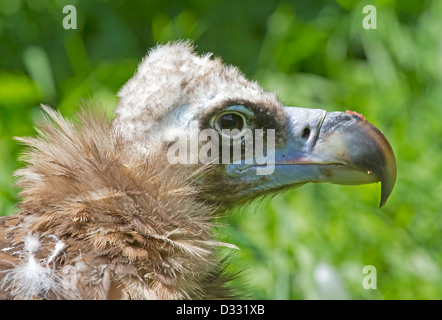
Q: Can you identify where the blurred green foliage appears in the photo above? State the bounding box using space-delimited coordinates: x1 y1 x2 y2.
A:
0 0 440 299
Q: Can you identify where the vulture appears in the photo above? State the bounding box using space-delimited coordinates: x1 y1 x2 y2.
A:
0 41 396 300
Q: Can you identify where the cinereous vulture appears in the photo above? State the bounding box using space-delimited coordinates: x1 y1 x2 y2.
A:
0 42 396 299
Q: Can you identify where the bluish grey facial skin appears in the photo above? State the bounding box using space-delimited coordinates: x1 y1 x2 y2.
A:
226 106 397 207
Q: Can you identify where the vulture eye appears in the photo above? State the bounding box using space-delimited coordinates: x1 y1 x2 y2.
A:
214 112 247 136
218 113 244 130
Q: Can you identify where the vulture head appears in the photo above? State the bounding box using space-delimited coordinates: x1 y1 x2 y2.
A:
0 41 396 300
114 41 395 207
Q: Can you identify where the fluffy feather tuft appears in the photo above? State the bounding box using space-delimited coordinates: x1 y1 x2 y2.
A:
0 255 61 299
23 234 41 254
0 233 66 299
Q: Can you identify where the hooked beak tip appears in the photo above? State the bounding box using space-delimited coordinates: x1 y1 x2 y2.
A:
282 108 397 207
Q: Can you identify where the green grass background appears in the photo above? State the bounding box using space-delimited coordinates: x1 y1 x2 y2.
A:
0 0 440 299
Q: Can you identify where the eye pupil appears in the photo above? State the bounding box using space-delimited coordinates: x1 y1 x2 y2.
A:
218 113 244 131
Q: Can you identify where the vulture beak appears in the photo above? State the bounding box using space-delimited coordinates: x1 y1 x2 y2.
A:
271 107 397 207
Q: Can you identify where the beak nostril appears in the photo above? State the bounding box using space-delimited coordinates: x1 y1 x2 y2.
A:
301 127 311 140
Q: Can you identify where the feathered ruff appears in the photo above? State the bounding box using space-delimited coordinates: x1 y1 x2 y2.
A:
0 105 237 299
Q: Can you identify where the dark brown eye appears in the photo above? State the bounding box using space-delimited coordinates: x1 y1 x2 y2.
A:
217 113 244 131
